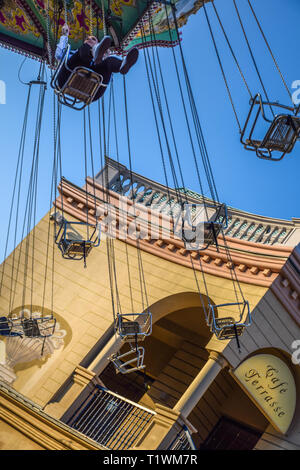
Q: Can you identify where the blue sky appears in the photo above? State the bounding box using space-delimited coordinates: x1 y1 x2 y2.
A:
0 0 299 258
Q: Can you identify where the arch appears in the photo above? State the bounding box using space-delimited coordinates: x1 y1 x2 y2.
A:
148 290 213 327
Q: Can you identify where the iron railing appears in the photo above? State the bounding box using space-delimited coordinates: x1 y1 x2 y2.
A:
66 385 156 450
168 425 197 450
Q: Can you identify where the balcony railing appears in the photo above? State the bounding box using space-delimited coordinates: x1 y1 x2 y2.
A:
66 385 156 450
168 425 197 450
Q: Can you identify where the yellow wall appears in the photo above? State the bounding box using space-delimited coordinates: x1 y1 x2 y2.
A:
0 213 267 408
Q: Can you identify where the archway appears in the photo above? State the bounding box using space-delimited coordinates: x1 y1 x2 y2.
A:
98 291 214 411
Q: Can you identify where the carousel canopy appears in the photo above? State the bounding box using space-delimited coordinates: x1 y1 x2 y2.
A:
0 0 207 61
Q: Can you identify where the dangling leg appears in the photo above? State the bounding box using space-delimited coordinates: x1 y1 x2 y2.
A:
93 56 123 81
91 49 139 102
91 56 123 101
119 47 139 75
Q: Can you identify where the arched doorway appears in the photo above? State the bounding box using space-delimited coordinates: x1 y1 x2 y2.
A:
98 292 212 403
97 293 284 449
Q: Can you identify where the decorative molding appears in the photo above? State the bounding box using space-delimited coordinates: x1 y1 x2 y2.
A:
53 178 293 288
271 248 300 326
0 310 66 385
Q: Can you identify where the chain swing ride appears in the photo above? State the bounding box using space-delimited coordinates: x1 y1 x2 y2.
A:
0 0 297 370
203 0 300 161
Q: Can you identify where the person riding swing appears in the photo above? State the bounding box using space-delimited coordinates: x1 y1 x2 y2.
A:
54 24 139 103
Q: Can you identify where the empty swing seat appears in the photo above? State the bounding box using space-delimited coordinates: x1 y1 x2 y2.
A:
241 93 300 161
116 312 152 343
21 315 56 338
207 301 251 341
110 347 146 375
258 115 300 153
54 219 101 264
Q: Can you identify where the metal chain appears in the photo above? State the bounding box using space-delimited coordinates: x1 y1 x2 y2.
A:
46 0 53 66
212 0 253 100
63 0 68 26
247 0 292 102
101 0 107 36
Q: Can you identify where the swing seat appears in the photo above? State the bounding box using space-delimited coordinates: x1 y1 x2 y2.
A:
214 317 246 340
257 115 300 155
110 347 145 375
22 318 40 337
188 203 227 251
54 218 101 264
241 94 300 161
58 67 104 110
21 315 56 338
203 202 227 248
50 45 106 111
207 301 251 341
116 312 152 342
0 317 22 337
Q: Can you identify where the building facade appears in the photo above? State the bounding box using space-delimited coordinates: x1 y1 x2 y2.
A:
0 158 300 451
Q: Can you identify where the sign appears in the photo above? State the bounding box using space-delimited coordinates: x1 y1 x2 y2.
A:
233 354 296 434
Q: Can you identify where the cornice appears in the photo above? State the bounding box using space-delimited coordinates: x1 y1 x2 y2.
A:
54 178 293 288
271 248 300 326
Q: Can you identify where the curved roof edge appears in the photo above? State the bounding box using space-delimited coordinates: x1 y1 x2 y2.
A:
95 157 300 248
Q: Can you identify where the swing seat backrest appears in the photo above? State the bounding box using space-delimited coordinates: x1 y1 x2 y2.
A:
120 320 141 336
22 318 40 337
203 204 227 247
262 115 300 153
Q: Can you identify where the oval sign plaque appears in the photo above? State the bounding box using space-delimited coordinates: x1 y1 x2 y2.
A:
233 354 296 434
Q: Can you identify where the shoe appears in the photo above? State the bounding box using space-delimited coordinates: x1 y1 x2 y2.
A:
93 35 112 65
119 47 139 75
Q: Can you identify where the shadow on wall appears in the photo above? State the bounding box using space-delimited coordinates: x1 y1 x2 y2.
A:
5 304 72 373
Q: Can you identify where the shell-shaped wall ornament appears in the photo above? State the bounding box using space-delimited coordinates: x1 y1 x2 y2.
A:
0 310 66 382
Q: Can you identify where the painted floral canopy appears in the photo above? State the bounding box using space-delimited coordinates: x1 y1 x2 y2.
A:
0 0 204 61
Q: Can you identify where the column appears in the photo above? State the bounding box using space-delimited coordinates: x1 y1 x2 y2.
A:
173 351 228 418
88 335 123 375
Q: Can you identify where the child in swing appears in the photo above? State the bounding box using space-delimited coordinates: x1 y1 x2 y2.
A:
55 24 139 101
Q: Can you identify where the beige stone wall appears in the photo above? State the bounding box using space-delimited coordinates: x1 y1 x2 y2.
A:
0 212 268 410
223 289 300 450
